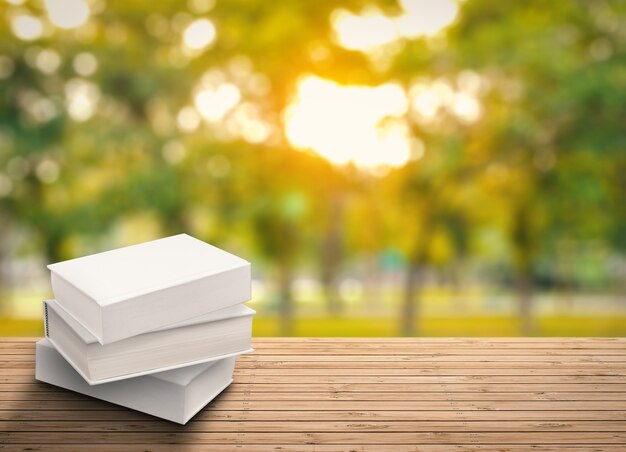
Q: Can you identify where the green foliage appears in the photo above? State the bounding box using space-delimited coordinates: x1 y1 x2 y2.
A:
0 0 624 335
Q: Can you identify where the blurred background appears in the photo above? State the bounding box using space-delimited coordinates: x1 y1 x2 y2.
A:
1 0 625 337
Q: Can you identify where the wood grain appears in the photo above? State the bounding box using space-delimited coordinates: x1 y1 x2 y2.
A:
1 337 625 451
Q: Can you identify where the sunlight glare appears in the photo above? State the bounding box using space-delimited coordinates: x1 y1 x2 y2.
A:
35 49 61 74
162 140 187 165
332 9 398 52
176 106 201 132
409 77 483 124
45 0 90 29
411 84 441 119
183 18 216 51
65 78 100 121
284 76 412 169
11 15 44 41
36 159 60 184
396 0 458 39
73 52 98 76
332 0 459 53
451 92 482 123
194 83 240 122
229 103 271 144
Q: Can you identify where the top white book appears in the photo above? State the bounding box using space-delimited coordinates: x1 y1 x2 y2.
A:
47 233 251 345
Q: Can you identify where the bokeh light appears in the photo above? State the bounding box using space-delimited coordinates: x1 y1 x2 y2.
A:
397 0 458 38
332 0 459 53
11 14 44 41
285 76 413 169
73 52 98 76
332 10 398 52
1 0 625 339
194 83 240 123
183 18 216 51
44 0 90 29
65 78 100 121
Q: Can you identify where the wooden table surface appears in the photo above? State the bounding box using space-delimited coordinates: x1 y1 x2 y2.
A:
1 337 626 451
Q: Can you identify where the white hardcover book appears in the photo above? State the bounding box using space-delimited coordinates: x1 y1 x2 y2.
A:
44 299 254 385
36 339 235 424
47 233 251 344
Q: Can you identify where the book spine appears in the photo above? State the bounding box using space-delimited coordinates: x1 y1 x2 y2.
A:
43 301 49 337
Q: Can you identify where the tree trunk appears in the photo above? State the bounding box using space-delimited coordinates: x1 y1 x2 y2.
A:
363 254 379 314
321 197 343 316
0 252 6 317
401 262 420 336
162 204 189 237
43 232 65 265
0 216 9 317
511 203 535 336
449 262 465 315
278 258 294 336
517 267 533 336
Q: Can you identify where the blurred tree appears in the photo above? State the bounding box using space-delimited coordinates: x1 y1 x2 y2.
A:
246 147 315 335
1 0 625 337
311 162 352 316
384 132 477 336
446 0 626 332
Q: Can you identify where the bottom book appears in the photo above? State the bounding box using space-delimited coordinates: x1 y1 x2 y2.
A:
35 339 235 424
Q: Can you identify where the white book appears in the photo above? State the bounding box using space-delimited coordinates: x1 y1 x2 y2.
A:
48 233 251 344
36 339 234 424
44 299 254 385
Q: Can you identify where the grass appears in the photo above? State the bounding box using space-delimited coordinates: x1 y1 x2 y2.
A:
252 316 626 337
0 318 44 337
4 316 625 337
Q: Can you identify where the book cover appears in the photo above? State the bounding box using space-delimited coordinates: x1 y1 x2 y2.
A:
35 339 236 424
48 234 251 344
44 299 254 384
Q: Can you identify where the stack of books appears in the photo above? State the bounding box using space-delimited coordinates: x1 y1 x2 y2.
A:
34 233 254 424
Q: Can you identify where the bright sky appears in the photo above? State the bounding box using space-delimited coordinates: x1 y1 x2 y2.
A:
284 73 483 170
284 0 464 170
333 0 459 52
6 0 477 172
284 76 413 169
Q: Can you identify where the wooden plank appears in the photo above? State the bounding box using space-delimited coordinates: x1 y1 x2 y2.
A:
236 355 626 362
5 389 626 402
245 350 626 356
3 446 626 452
4 354 626 363
4 399 626 411
4 367 626 377
4 347 626 355
1 337 626 449
3 431 626 444
3 409 626 422
227 375 626 384
4 373 626 384
6 345 626 353
232 368 626 376
4 374 626 387
6 361 626 370
3 419 626 433
3 382 626 393
233 360 626 368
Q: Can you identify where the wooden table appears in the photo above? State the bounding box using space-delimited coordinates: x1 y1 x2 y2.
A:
2 337 626 451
